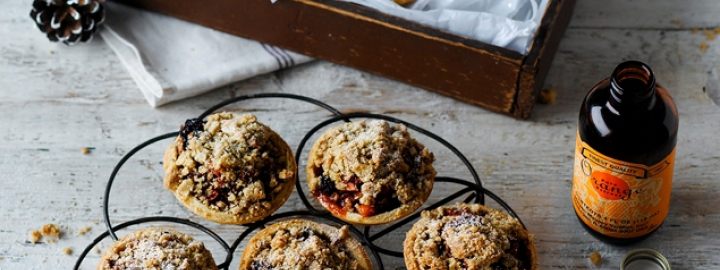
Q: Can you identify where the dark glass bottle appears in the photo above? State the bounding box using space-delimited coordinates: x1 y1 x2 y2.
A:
571 61 679 245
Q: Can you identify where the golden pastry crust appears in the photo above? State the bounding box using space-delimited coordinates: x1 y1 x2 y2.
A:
97 228 217 270
240 219 372 270
163 113 297 224
404 204 537 270
306 120 435 225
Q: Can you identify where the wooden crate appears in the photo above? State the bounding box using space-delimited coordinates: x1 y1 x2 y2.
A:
118 0 576 118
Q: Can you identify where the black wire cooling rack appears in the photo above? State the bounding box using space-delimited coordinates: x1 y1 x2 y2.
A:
74 93 525 270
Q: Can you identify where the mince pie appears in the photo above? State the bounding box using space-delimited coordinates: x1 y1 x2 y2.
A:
306 120 435 224
163 113 296 224
97 228 217 270
240 219 372 270
404 203 536 270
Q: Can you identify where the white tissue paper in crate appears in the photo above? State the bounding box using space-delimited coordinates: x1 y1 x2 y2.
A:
339 0 549 54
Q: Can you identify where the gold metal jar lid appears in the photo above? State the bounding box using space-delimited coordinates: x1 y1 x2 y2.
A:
621 249 671 270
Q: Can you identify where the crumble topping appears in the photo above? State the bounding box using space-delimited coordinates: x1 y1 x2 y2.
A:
173 113 293 216
99 228 217 270
309 120 435 217
246 220 366 269
408 204 532 270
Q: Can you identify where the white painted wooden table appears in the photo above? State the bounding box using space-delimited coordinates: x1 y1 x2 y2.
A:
1 0 719 269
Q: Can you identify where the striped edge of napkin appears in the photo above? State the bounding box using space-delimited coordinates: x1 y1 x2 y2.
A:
99 2 312 107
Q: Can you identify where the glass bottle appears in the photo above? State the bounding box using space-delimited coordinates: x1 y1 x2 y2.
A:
571 60 679 245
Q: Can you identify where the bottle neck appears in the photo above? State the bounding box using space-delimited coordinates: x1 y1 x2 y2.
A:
607 61 657 113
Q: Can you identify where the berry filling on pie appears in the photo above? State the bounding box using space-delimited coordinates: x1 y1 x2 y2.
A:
312 171 402 217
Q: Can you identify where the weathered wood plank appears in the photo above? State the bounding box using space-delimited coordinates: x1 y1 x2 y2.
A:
1 0 720 269
570 0 720 29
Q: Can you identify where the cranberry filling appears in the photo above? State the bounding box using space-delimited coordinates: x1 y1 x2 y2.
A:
508 237 532 270
373 187 401 214
250 261 272 270
318 175 337 195
179 118 205 148
313 169 400 217
192 154 279 209
443 208 465 216
403 149 425 184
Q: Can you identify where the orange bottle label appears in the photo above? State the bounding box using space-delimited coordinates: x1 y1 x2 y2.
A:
572 133 675 238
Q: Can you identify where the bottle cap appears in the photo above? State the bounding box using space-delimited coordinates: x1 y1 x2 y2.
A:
621 249 671 270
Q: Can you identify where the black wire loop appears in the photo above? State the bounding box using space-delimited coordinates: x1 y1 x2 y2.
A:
76 94 523 270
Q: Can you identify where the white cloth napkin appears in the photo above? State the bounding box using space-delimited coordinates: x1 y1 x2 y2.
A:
100 2 312 107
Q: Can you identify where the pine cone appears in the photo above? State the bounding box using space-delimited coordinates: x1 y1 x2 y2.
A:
30 0 105 45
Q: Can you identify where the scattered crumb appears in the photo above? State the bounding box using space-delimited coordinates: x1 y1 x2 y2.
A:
703 28 720 41
41 224 61 238
29 224 63 244
95 246 102 255
589 251 602 267
81 147 92 155
538 87 558 104
62 247 73 255
700 41 710 53
695 27 720 54
40 224 61 243
29 230 42 244
77 226 92 236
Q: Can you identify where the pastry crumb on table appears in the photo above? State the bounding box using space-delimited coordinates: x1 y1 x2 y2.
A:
62 247 73 255
393 0 415 5
76 226 92 236
29 224 63 244
589 251 602 266
80 147 93 155
537 88 558 105
40 224 61 240
28 230 42 244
